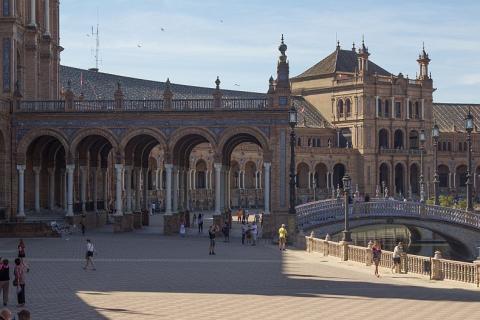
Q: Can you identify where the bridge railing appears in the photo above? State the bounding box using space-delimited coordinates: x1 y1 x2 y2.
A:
304 235 480 286
296 198 480 230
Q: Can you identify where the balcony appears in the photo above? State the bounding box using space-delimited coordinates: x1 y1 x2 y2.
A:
379 148 424 156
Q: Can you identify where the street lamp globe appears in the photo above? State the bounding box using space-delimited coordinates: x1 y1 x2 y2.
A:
465 111 474 132
289 105 298 128
419 129 426 144
432 123 440 138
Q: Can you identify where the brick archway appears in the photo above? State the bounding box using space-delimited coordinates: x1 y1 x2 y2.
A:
16 129 69 164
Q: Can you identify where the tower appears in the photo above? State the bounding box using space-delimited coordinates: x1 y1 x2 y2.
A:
0 0 61 101
356 38 369 74
271 34 290 108
417 43 430 80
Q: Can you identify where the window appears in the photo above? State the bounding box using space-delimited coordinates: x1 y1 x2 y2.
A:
337 99 344 117
297 137 302 146
408 101 413 118
316 138 321 147
395 102 401 118
345 99 351 117
414 102 420 119
377 99 382 117
307 138 312 147
384 100 390 118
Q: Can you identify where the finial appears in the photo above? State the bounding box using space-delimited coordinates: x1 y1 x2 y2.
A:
352 42 356 51
269 75 274 84
278 34 287 55
336 40 340 50
215 76 220 89
362 34 365 45
281 34 284 44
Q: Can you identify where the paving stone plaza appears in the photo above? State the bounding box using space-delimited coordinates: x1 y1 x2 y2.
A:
0 223 478 320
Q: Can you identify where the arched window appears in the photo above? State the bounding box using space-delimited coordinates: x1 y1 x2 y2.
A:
394 130 403 149
384 100 390 118
337 99 344 117
297 137 301 146
395 102 401 118
438 165 449 188
345 99 351 117
379 129 389 149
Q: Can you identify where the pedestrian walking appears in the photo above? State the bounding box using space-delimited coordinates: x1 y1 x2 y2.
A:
192 213 197 227
392 242 403 273
241 222 247 245
251 222 258 246
222 222 230 242
0 259 9 307
372 241 382 277
246 224 252 245
179 222 186 237
208 225 220 255
83 239 96 271
242 209 246 223
278 224 287 251
80 222 86 236
237 209 242 222
13 258 26 307
198 214 204 233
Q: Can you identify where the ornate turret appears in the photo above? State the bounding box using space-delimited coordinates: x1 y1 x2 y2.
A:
357 37 370 74
276 34 290 89
417 43 431 80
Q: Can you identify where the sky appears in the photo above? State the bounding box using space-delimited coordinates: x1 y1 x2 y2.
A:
60 0 480 103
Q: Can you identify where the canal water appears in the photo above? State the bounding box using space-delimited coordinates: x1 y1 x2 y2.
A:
330 224 471 261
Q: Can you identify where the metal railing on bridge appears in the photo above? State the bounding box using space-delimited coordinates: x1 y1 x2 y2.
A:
296 198 480 231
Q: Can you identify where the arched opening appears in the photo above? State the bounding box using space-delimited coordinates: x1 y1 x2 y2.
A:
296 162 309 189
195 160 207 189
333 163 346 189
221 131 266 211
25 135 67 215
337 99 344 117
394 129 404 149
339 128 352 148
378 129 389 149
410 164 420 195
409 130 419 149
394 163 405 196
345 99 351 117
456 165 467 188
379 163 389 189
438 165 449 188
314 163 328 190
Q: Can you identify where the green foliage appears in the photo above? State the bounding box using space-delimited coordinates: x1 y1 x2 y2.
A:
426 198 434 205
457 199 467 209
439 195 454 208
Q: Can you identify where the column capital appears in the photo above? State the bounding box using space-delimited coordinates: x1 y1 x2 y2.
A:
47 167 55 174
263 162 271 169
214 163 222 170
124 165 132 172
114 163 124 170
165 163 173 170
33 166 41 174
66 164 75 172
16 164 26 172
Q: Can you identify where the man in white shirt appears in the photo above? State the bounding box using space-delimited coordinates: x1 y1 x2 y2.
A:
83 239 96 271
392 242 403 274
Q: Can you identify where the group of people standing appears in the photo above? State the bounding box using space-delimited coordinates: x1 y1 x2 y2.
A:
371 240 404 277
0 239 29 317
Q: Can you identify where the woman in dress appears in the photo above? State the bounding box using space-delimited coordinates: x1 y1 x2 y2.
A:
372 241 382 277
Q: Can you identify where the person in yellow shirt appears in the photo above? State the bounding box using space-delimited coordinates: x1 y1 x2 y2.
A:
278 224 287 251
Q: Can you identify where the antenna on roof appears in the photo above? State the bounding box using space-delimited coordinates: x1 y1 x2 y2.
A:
89 8 100 72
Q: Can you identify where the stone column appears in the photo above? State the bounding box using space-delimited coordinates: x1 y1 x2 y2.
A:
114 164 124 215
44 0 51 37
80 166 87 213
33 166 41 213
66 164 75 216
143 168 149 211
227 169 231 209
17 165 26 217
135 168 142 211
165 164 173 214
92 167 98 213
159 169 163 190
173 168 178 213
61 169 67 211
214 163 222 215
103 168 108 211
48 168 55 210
155 169 160 190
28 0 36 27
125 166 132 213
264 162 271 214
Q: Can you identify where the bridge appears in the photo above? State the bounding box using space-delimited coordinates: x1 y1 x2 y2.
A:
296 199 480 259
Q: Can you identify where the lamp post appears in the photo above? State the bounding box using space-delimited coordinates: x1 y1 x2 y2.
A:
289 104 298 214
341 174 352 242
465 109 474 212
419 129 426 203
432 123 440 205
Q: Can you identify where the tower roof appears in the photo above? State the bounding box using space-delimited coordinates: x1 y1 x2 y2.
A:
293 48 391 80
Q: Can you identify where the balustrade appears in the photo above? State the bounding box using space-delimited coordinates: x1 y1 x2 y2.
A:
19 100 65 112
74 100 115 111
